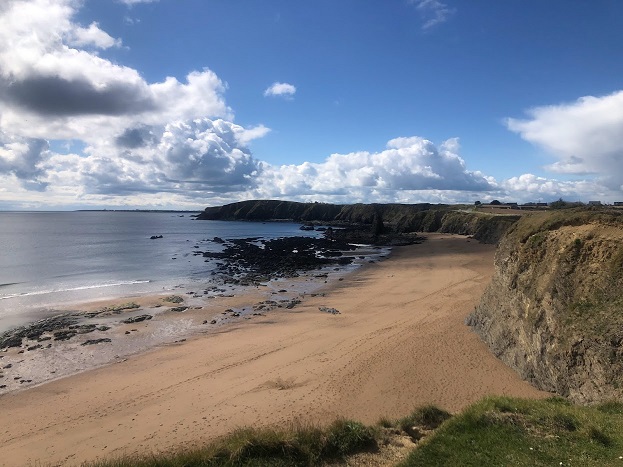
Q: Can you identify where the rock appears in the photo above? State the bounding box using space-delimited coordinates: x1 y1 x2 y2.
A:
81 338 112 346
53 330 77 341
122 315 152 324
163 295 184 303
319 306 340 315
0 335 23 349
170 306 188 312
27 344 42 351
2 364 12 369
150 235 163 239
97 326 111 332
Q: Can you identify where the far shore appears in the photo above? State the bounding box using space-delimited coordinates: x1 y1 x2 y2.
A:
0 233 549 466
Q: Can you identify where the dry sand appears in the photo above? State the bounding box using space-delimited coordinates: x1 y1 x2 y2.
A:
0 234 548 466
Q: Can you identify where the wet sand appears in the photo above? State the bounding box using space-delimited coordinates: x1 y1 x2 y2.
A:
0 234 548 466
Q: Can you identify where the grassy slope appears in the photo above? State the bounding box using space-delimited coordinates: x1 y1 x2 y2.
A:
86 398 623 466
400 397 623 467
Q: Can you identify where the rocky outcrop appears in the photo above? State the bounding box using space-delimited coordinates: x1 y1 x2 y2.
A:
197 200 518 244
468 208 623 403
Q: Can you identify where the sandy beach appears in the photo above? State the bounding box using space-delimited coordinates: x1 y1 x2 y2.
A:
0 234 548 466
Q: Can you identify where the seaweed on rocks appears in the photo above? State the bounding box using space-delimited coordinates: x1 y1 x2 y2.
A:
202 236 359 285
0 315 80 349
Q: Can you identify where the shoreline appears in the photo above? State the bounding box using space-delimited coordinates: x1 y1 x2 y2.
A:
0 234 549 466
0 258 368 396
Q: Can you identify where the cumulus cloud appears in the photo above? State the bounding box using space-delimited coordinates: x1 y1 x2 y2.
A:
0 132 50 191
255 136 493 200
68 22 122 49
0 0 271 207
507 90 623 190
410 0 456 30
264 82 296 98
0 0 616 209
0 0 232 141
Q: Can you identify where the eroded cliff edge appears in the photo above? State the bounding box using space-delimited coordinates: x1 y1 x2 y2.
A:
468 209 623 403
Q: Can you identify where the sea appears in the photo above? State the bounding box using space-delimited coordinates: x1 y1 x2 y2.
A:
0 211 324 332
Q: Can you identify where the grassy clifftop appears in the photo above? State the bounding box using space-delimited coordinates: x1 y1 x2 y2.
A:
88 398 623 466
197 200 519 244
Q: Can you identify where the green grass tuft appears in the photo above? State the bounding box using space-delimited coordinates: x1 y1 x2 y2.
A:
399 396 623 467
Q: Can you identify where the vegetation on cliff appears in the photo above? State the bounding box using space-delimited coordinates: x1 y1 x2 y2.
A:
198 200 519 244
468 208 623 403
88 397 623 466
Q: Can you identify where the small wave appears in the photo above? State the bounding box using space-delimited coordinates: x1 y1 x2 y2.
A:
0 282 21 288
0 280 151 300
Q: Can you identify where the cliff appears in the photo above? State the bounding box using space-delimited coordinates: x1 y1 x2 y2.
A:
197 200 519 244
468 208 623 403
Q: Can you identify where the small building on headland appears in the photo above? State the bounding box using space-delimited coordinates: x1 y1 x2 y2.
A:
588 201 602 206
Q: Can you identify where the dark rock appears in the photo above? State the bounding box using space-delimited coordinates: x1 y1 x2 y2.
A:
2 364 12 369
1 314 79 349
53 330 77 341
97 326 111 332
319 306 340 315
122 315 152 324
150 235 163 239
27 344 42 351
0 335 23 349
170 306 188 312
81 338 112 346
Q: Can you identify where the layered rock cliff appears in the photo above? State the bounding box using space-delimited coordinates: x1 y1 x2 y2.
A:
468 209 623 403
197 200 519 244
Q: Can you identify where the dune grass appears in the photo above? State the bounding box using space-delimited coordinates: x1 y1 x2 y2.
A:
86 419 377 467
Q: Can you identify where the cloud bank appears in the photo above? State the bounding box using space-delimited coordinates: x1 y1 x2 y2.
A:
0 0 620 209
507 91 623 191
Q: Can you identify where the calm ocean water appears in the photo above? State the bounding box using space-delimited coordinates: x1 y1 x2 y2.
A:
0 211 319 330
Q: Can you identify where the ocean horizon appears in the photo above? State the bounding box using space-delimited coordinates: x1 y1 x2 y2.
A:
0 211 321 331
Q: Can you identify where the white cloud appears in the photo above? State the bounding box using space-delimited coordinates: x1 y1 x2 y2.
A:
254 136 493 200
264 82 297 98
506 90 623 190
410 0 456 30
0 0 271 207
0 0 618 210
69 22 122 49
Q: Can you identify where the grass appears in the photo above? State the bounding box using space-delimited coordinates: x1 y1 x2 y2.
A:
82 397 623 466
86 419 377 467
399 396 623 467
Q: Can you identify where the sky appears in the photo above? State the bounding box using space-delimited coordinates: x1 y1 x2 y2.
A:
1 0 623 210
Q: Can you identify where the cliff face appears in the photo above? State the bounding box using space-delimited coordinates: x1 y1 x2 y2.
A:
197 200 518 244
468 209 623 403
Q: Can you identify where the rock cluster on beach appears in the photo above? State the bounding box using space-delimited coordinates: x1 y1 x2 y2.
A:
199 236 360 285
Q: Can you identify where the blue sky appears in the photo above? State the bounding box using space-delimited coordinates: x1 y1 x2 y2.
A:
1 0 623 209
